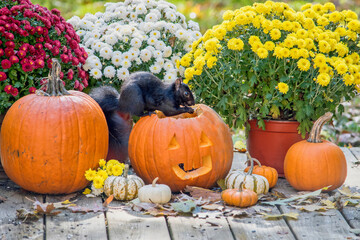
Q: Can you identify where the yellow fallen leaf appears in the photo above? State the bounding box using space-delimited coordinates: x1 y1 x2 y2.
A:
260 212 299 220
61 200 72 205
338 186 360 199
321 200 336 209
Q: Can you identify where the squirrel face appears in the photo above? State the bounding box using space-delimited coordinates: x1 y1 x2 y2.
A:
175 78 195 106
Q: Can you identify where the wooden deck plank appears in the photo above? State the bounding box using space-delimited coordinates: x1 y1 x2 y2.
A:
341 147 360 229
341 147 360 188
107 201 170 240
168 216 234 240
0 180 44 240
273 179 358 240
45 194 107 240
227 208 295 240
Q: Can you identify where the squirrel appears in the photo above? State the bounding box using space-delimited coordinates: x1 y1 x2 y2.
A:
89 71 196 162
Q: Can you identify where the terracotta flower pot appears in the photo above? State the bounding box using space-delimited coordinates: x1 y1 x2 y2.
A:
246 119 306 177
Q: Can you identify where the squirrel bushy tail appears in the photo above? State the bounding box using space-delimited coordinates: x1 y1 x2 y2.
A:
89 86 132 163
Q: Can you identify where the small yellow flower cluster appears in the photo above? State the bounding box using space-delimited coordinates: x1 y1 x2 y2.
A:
181 0 360 91
84 159 125 190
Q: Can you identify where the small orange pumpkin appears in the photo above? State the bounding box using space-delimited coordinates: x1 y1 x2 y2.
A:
284 112 347 191
0 59 108 194
222 182 258 208
129 104 233 192
244 154 278 188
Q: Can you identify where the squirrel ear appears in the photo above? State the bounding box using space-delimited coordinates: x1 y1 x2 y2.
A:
175 78 182 90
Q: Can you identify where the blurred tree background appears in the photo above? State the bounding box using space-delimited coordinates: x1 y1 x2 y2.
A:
31 0 360 146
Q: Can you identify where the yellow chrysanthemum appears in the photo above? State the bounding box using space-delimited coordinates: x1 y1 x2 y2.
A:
312 4 323 14
85 169 97 181
97 170 108 180
283 37 296 48
303 18 315 30
296 39 307 49
184 67 195 80
277 82 289 94
350 52 360 62
296 29 308 39
347 20 360 31
223 10 235 20
256 48 268 59
305 38 315 50
83 188 91 195
213 27 227 40
354 73 360 84
194 49 204 59
282 21 293 31
317 17 329 27
329 11 342 23
106 164 113 175
304 9 317 19
316 73 331 86
204 38 221 53
324 2 336 12
318 40 331 53
336 63 348 75
112 164 124 176
194 56 206 69
297 58 311 71
301 3 312 11
264 41 275 51
313 53 326 67
207 56 217 69
299 48 309 58
318 64 331 73
249 35 260 45
93 176 104 189
180 54 192 67
344 74 355 86
227 38 244 51
290 48 300 59
335 43 349 57
251 41 263 52
99 159 106 168
270 29 281 40
280 47 290 58
235 14 249 25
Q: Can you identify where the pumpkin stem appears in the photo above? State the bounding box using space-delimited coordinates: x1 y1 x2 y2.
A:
123 164 129 179
123 164 129 200
244 158 262 167
152 177 159 187
245 152 254 175
44 58 70 96
307 112 333 143
239 180 245 192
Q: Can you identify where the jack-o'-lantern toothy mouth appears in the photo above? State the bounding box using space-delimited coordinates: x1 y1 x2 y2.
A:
172 155 212 180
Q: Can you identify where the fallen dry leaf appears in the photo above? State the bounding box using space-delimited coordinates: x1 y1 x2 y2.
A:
216 179 226 191
103 195 114 207
290 204 327 212
201 204 224 211
33 201 61 216
261 212 299 220
16 208 40 222
184 186 222 202
338 186 360 199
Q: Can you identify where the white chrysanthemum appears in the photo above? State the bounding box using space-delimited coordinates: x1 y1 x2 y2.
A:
171 55 181 64
82 62 91 71
105 34 118 45
188 20 200 31
113 51 122 57
117 68 129 80
121 59 132 68
150 30 161 39
150 9 161 19
104 66 116 78
79 19 92 30
165 11 177 22
67 16 81 29
153 50 163 58
90 68 103 79
163 46 172 58
83 13 98 23
192 31 202 40
156 58 165 67
166 23 177 34
95 12 103 18
146 45 156 53
150 64 162 74
147 37 157 46
184 42 193 52
91 184 104 196
76 30 86 37
164 72 177 83
163 61 174 71
100 47 113 60
136 4 147 14
122 52 131 60
140 49 152 62
84 48 94 56
154 21 166 30
121 27 132 36
135 58 142 65
175 29 188 41
131 38 142 48
155 41 165 51
130 12 138 21
145 13 158 22
129 48 140 60
112 55 122 67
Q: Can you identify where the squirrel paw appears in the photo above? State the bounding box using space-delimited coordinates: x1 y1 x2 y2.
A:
187 107 195 114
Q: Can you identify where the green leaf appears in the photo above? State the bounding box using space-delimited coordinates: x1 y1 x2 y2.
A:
171 200 197 213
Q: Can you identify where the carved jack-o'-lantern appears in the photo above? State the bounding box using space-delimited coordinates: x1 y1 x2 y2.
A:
129 104 233 192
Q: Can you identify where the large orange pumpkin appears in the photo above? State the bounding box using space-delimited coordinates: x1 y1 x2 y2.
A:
284 112 347 191
0 59 108 194
128 104 233 192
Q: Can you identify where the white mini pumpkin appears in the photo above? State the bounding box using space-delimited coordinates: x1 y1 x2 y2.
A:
225 152 269 194
138 177 172 204
104 165 144 201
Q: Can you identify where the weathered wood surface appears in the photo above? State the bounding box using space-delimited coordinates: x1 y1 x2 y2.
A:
0 181 44 240
273 179 358 240
0 148 359 240
107 201 171 240
45 194 107 240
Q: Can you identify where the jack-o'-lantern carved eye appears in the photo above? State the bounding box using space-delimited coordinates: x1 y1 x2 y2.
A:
171 132 212 180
